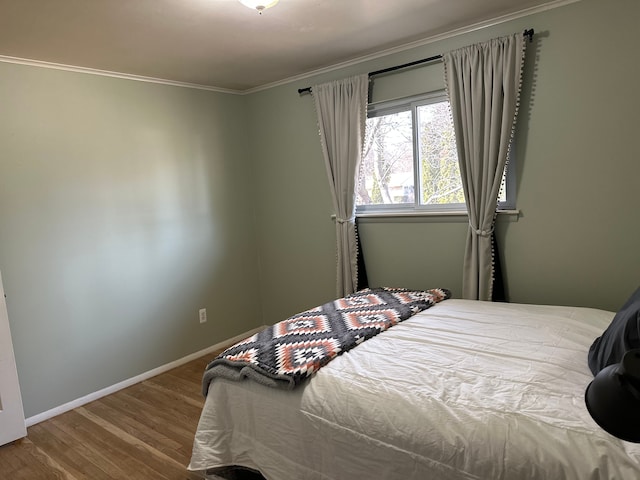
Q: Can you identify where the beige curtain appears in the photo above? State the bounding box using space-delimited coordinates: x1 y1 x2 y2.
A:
312 75 368 297
444 34 526 300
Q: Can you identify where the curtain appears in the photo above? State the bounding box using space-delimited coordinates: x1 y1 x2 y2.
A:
444 34 526 301
312 75 368 297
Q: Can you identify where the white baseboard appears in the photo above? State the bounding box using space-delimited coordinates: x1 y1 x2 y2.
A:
25 326 266 427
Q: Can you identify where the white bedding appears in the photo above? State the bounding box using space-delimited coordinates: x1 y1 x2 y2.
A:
189 299 640 480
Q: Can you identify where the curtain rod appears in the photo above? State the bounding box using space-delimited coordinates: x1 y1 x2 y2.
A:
298 28 534 95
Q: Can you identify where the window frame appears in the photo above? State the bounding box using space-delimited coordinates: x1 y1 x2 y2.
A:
356 90 516 216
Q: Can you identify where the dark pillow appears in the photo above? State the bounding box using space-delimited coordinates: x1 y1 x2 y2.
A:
588 287 640 376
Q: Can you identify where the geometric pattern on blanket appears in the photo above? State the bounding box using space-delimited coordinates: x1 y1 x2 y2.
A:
202 287 451 394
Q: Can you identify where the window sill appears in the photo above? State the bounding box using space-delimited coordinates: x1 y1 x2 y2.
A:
358 209 519 218
332 210 520 223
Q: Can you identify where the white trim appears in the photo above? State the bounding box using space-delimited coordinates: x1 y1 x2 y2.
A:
24 326 266 427
0 55 243 94
0 0 581 94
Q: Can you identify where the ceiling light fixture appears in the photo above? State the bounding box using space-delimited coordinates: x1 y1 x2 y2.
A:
239 0 279 14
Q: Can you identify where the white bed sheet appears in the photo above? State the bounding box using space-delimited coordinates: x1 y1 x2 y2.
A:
189 300 640 480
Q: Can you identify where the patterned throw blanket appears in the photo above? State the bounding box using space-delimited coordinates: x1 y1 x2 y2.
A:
202 287 451 394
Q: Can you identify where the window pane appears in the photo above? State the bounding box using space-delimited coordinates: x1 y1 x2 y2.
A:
356 91 514 213
357 110 414 205
417 102 464 205
498 170 507 203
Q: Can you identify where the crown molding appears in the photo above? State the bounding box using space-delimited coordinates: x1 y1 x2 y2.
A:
0 55 243 94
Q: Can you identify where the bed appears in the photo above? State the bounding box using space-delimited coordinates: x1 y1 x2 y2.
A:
189 293 640 480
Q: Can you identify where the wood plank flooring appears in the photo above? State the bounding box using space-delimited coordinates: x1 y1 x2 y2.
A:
0 351 220 480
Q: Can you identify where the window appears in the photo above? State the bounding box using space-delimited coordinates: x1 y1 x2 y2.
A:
357 91 515 214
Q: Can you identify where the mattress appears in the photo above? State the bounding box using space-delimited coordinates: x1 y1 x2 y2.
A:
189 299 640 479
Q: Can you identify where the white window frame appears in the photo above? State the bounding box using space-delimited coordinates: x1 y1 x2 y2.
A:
356 91 516 216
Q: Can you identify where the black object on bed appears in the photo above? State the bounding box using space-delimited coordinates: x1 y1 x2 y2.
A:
586 286 640 442
588 286 640 375
585 348 640 442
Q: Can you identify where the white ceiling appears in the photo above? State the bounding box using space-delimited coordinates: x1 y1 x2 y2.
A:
0 0 568 92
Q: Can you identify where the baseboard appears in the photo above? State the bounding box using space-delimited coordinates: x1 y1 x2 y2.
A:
25 326 266 427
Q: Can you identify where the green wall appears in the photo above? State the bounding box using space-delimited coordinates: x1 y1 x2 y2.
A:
0 65 261 417
248 0 640 324
2 0 639 419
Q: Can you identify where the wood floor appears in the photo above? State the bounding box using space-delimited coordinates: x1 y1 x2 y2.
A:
0 351 221 480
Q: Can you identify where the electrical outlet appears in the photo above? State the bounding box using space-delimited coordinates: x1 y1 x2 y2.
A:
199 308 207 324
